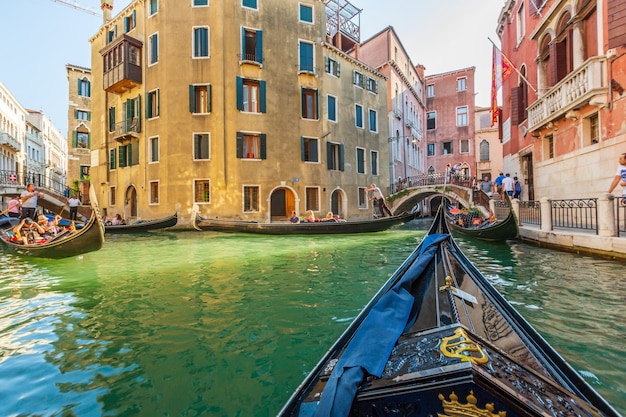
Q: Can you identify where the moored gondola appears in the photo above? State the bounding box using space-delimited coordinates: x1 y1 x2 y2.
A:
105 212 177 234
278 207 621 416
447 204 519 241
193 212 416 235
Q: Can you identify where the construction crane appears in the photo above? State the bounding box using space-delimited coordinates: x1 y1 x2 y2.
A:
48 0 102 16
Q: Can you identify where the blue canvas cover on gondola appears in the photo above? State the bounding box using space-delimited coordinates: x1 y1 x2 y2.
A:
312 233 448 417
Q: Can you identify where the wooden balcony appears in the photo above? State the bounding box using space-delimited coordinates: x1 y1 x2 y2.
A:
100 35 143 94
528 57 608 132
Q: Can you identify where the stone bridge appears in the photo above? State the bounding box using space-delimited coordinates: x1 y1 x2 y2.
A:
388 183 481 216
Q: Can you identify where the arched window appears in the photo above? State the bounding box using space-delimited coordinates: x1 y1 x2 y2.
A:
538 34 552 91
553 12 573 85
479 139 490 162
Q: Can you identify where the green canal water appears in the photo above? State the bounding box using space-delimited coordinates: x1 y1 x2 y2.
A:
0 220 624 416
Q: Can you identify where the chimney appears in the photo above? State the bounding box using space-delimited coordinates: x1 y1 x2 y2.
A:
101 0 113 23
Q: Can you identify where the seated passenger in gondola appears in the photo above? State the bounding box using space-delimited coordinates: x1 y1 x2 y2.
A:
289 211 300 224
10 218 47 245
322 212 337 222
305 210 316 223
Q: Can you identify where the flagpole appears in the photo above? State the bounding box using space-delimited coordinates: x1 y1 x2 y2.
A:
488 37 538 94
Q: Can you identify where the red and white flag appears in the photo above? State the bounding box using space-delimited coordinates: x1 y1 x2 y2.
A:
490 45 516 127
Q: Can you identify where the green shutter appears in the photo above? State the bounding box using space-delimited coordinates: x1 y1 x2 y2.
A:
207 85 212 113
256 30 263 62
236 77 243 110
311 140 318 162
260 134 266 159
131 142 139 165
315 90 319 119
236 132 243 158
325 56 329 73
136 95 141 131
241 27 246 57
326 142 332 168
301 88 306 118
301 137 305 161
339 144 344 171
189 85 196 112
87 133 91 149
259 80 266 113
146 92 153 118
87 111 91 121
119 145 127 168
72 131 77 148
109 148 116 170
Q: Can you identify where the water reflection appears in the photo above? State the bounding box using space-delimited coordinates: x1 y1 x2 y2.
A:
0 225 624 416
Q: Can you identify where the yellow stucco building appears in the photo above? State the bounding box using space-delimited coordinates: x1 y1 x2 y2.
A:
90 0 388 225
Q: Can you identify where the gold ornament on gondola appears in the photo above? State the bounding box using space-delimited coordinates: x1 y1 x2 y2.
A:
440 328 489 365
438 391 506 417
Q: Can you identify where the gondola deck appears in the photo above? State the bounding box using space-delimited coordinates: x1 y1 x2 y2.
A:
278 207 620 417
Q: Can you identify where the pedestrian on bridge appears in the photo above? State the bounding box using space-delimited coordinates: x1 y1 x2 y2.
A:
480 176 493 197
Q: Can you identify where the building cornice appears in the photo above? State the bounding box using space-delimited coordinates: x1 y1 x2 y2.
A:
322 42 388 80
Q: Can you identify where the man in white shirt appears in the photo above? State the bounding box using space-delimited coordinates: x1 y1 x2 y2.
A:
607 152 626 203
368 184 393 217
68 194 81 221
502 173 515 197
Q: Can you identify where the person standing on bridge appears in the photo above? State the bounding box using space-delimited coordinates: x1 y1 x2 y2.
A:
480 176 493 197
607 152 626 204
20 183 44 220
368 184 393 217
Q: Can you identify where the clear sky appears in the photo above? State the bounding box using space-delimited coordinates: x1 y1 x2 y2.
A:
0 0 505 137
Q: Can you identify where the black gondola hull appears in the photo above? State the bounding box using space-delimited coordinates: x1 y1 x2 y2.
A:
193 213 415 235
105 213 178 234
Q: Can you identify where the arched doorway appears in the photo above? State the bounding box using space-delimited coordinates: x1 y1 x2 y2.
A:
125 185 138 218
270 187 295 221
330 188 345 218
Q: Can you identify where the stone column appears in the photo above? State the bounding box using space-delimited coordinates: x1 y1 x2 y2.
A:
512 198 521 225
572 21 585 69
598 193 617 237
540 197 552 232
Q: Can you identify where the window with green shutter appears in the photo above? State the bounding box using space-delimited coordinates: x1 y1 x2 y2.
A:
109 149 116 170
109 107 116 132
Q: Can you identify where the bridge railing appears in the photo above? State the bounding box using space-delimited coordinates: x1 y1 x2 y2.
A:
615 197 626 237
519 200 541 225
551 198 598 234
0 170 70 197
391 173 474 194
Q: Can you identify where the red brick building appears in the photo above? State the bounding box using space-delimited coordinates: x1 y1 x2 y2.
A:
497 0 626 200
425 67 476 180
